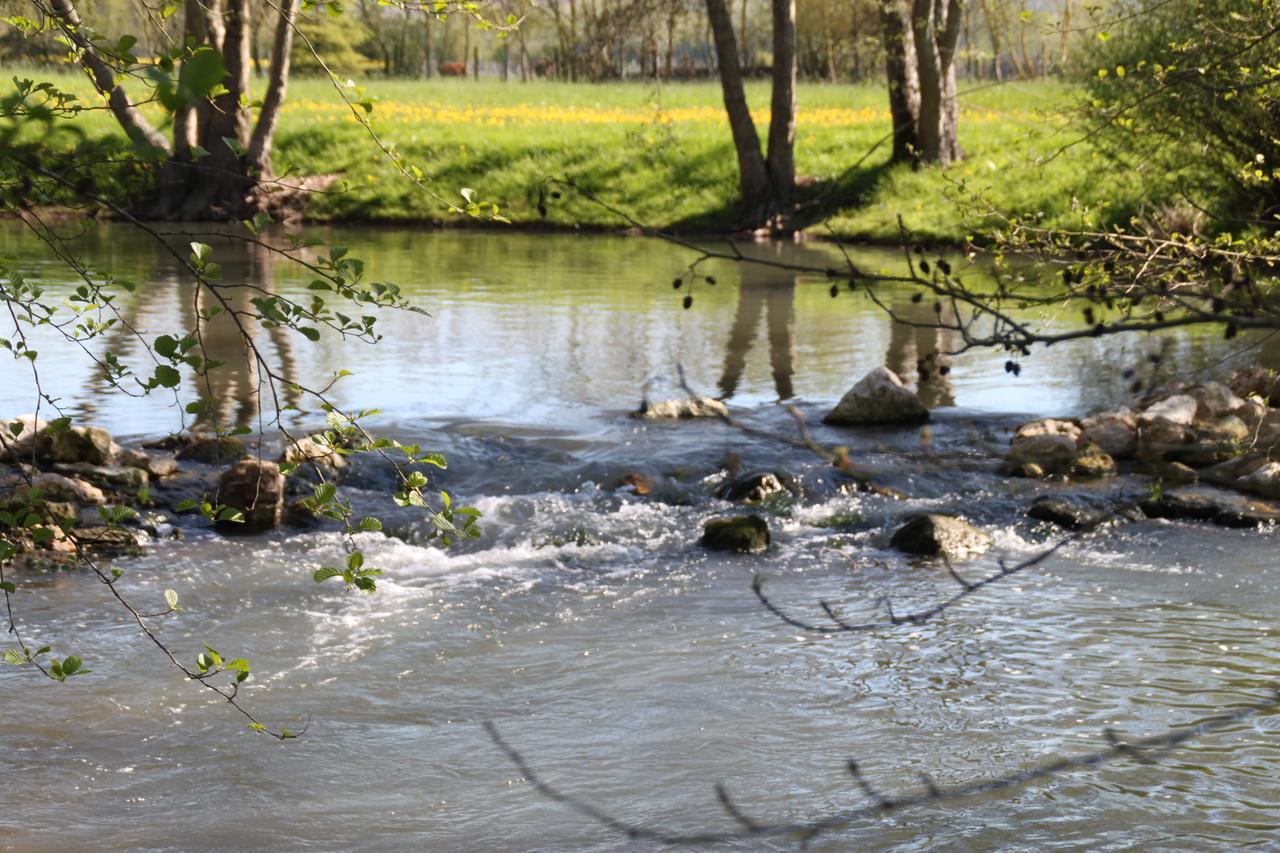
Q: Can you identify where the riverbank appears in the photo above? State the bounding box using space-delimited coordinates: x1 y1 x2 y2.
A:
17 74 1164 243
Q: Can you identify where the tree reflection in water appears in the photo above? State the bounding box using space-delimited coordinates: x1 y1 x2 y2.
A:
718 261 797 401
717 256 956 408
92 232 300 431
885 297 957 408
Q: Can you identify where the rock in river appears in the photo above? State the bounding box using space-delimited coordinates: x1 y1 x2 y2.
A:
0 414 50 462
1069 444 1117 479
823 367 928 427
1027 495 1130 531
1139 487 1280 528
50 425 117 466
216 460 285 532
1079 409 1137 458
174 434 249 465
1008 418 1081 473
636 396 728 419
29 472 105 505
701 515 771 554
890 513 990 560
119 448 179 478
716 472 789 503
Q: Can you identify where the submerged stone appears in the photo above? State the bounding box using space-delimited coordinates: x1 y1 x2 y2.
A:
1027 495 1115 531
636 397 728 420
1140 487 1280 528
717 472 789 503
890 513 990 560
701 515 771 554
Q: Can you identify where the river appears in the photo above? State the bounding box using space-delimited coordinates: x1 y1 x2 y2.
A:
0 223 1277 850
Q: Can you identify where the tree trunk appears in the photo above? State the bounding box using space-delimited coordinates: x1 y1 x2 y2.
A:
47 0 172 156
1017 0 1033 79
937 0 963 162
912 0 962 165
175 0 213 161
569 0 579 81
519 26 529 81
704 0 771 221
177 0 260 219
463 18 472 76
979 0 1003 80
880 0 919 163
247 0 298 177
766 0 796 204
425 16 433 77
1058 0 1072 69
665 6 676 78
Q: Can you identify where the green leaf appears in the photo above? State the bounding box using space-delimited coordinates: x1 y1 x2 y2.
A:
0 581 14 594
164 589 180 611
313 567 342 583
356 516 382 532
3 648 24 665
178 46 227 103
154 334 179 358
216 507 245 524
347 551 364 571
61 655 82 676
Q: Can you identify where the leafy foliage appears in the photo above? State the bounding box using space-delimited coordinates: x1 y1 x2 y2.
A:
1080 0 1280 220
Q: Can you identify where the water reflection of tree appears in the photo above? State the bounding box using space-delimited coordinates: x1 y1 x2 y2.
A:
92 233 299 430
718 263 796 400
885 298 956 408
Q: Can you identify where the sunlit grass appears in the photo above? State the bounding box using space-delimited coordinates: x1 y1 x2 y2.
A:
11 70 1170 242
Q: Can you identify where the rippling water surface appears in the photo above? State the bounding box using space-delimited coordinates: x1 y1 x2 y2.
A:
0 224 1277 850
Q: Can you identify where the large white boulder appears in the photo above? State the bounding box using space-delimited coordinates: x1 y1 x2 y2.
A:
823 367 928 426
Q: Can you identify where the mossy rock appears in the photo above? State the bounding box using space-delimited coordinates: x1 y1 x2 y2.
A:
701 515 771 554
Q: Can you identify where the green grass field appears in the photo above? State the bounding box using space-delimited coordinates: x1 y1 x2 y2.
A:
17 71 1169 242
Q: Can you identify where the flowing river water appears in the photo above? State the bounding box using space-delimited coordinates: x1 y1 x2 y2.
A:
1 224 1278 850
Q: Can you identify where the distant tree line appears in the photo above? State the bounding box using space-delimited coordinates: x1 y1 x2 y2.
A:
0 0 1109 83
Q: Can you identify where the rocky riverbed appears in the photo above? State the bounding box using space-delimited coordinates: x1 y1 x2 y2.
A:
5 364 1280 569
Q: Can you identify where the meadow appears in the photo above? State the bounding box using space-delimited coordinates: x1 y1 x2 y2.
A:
24 71 1163 242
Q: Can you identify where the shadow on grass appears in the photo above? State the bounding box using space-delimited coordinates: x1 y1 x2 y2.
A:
666 155 900 237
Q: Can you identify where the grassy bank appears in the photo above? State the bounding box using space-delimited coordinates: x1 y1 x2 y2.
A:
20 72 1167 242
